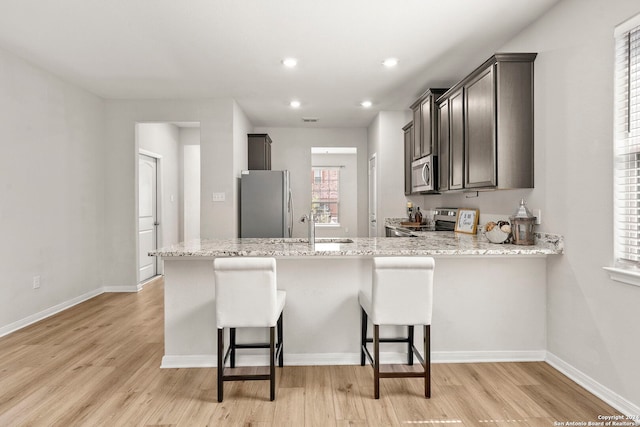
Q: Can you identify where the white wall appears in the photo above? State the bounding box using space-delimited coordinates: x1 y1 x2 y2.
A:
254 127 369 237
137 123 180 249
180 127 200 242
367 111 412 236
103 99 237 288
0 47 105 333
311 152 358 238
498 0 640 410
232 101 252 235
367 114 381 236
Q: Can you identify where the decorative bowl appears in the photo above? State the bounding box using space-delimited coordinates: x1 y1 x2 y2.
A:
483 222 511 244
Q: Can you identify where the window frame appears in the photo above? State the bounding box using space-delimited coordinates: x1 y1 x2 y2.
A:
311 166 341 226
606 13 640 287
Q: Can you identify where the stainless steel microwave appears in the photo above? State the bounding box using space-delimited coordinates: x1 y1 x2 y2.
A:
411 155 436 193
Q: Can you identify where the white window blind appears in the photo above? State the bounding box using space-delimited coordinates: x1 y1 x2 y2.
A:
615 23 640 265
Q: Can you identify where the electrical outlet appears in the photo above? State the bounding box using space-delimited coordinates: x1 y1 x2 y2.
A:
33 275 41 289
534 209 542 225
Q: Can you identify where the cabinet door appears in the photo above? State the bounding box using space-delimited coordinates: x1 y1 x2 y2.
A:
437 100 450 192
412 105 421 160
420 95 432 157
465 65 496 188
248 134 272 170
404 124 413 195
449 89 464 190
266 140 271 170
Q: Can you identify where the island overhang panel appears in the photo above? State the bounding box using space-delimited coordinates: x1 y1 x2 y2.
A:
153 235 562 368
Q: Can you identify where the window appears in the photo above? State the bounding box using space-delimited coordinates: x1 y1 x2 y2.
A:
614 17 640 268
311 167 340 224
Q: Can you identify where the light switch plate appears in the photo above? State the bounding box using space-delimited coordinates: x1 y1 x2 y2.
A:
212 192 226 202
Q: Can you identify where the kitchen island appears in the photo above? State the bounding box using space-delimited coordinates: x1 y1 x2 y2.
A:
151 233 563 368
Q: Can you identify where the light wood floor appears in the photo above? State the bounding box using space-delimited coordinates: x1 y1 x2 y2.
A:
0 278 622 426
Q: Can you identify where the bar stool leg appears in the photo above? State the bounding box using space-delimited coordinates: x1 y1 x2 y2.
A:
408 325 414 365
217 328 224 402
374 324 380 399
360 308 367 366
269 326 276 401
277 312 284 367
425 324 431 398
230 328 236 368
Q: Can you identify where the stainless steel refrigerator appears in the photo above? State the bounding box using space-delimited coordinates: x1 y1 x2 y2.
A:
240 170 293 238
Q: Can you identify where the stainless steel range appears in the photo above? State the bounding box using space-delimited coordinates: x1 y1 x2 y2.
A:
386 208 459 236
433 207 459 231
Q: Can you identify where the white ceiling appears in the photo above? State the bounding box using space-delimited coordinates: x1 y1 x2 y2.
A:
0 0 561 128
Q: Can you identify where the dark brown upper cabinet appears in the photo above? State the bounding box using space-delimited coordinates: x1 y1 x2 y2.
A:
437 53 536 191
248 133 272 170
403 121 414 195
448 88 465 191
410 89 448 161
436 99 450 192
464 65 496 188
411 99 422 161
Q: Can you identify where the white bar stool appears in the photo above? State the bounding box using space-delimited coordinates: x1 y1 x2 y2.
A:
359 256 435 399
213 257 285 402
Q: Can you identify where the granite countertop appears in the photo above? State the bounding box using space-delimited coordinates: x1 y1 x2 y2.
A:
150 233 563 258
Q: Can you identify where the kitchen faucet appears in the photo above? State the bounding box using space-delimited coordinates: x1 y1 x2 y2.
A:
299 212 316 244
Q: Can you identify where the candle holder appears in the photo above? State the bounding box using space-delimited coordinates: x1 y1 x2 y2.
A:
509 199 536 245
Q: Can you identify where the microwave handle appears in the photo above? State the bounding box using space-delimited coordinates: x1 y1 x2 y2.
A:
422 162 430 186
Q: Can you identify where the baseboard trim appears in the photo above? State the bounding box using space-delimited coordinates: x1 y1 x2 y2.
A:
0 285 145 338
0 287 104 338
160 349 547 369
546 352 640 423
433 350 546 363
103 285 142 293
162 355 216 368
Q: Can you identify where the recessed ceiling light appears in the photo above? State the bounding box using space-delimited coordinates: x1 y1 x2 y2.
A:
282 58 298 68
361 100 372 108
382 58 399 67
290 100 301 108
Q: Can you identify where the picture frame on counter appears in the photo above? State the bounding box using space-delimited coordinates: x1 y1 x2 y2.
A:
455 208 479 234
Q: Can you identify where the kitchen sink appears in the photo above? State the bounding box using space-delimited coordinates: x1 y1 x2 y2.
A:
312 242 342 251
315 238 354 243
265 238 354 244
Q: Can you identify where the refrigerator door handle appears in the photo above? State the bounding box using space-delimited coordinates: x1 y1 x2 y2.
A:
288 189 294 238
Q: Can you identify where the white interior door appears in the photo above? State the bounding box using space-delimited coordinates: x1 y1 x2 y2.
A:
139 154 158 282
369 154 377 237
